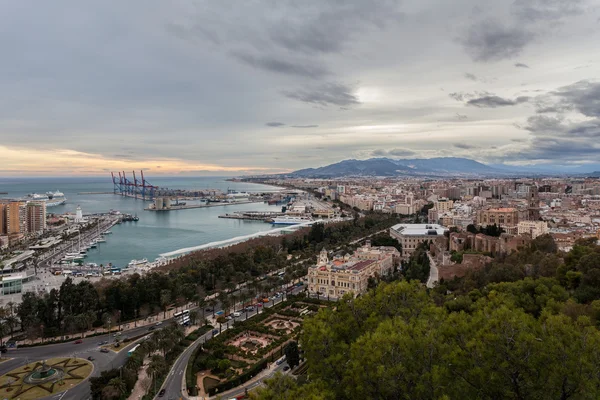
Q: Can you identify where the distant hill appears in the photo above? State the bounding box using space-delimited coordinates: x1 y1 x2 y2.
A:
392 157 497 173
291 159 414 177
289 157 502 178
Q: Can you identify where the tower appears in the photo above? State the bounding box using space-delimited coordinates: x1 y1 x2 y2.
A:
528 185 540 221
318 248 329 266
75 206 84 223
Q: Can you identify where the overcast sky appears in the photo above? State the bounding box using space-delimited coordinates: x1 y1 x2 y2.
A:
1 0 600 176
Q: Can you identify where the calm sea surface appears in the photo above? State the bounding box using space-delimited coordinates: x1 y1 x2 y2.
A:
0 176 284 267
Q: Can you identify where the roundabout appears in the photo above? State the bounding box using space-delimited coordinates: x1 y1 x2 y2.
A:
0 358 93 400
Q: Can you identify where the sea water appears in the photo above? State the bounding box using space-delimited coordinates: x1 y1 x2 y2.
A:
0 176 285 267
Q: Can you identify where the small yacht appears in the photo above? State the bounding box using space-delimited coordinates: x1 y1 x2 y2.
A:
128 258 148 267
96 237 106 243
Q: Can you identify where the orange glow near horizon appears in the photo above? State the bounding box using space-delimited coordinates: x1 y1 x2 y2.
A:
0 145 289 176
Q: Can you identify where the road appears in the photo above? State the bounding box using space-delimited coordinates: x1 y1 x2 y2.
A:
0 316 177 400
158 287 305 400
426 252 438 288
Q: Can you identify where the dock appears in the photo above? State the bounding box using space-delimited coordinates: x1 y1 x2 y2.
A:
218 211 284 221
144 201 263 211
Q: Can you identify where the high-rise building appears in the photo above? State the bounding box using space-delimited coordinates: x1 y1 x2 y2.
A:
27 201 46 234
0 202 7 235
7 201 27 236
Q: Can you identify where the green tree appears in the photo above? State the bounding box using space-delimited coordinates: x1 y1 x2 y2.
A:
284 341 300 369
160 289 171 319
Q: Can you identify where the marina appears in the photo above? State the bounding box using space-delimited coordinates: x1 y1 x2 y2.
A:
1 176 287 269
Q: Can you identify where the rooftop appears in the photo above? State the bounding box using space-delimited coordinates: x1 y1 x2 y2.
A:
391 223 448 236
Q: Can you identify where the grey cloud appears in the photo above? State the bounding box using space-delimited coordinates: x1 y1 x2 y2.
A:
268 0 403 55
165 22 221 45
282 83 360 107
372 148 416 157
232 52 328 78
465 73 478 81
291 125 319 128
467 95 530 107
511 0 585 22
266 122 285 127
553 80 600 117
454 143 476 149
515 62 530 68
459 19 534 62
511 138 527 142
449 92 467 101
455 113 468 121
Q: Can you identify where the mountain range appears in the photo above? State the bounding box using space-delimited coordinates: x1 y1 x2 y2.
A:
288 157 600 178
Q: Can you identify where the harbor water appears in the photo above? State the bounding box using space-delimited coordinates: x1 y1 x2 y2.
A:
0 176 285 267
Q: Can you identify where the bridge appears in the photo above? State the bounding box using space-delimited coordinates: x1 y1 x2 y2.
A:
159 219 324 258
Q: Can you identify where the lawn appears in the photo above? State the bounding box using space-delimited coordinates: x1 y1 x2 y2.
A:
0 357 93 400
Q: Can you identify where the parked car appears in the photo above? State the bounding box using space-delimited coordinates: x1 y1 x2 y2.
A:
255 303 263 307
155 321 162 326
74 339 83 344
212 329 219 335
87 356 95 361
205 308 213 312
245 306 254 311
283 365 290 371
232 312 241 317
158 388 166 397
148 326 156 331
100 348 110 353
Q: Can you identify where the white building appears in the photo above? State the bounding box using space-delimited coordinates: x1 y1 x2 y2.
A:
517 220 549 239
390 223 448 259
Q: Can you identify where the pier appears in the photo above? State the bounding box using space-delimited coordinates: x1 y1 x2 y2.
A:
144 200 263 211
78 191 115 195
218 211 284 221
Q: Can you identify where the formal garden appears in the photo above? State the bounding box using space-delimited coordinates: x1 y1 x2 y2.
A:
186 295 328 397
0 357 93 400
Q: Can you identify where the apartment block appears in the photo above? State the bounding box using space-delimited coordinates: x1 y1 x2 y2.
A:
517 220 549 239
390 223 448 259
27 201 47 234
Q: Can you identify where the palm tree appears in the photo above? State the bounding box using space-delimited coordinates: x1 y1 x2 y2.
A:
104 377 127 399
148 354 168 377
189 310 199 326
208 298 217 317
160 289 171 319
4 315 18 335
216 316 227 334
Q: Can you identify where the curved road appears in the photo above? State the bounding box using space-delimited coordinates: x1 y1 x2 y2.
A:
0 318 175 400
158 287 305 400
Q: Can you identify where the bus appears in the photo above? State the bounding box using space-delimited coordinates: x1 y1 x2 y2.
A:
174 310 191 326
127 344 140 357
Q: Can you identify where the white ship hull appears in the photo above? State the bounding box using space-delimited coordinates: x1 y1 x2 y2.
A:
271 216 313 225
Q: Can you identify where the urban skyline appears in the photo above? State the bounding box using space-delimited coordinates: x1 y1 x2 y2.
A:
2 0 600 176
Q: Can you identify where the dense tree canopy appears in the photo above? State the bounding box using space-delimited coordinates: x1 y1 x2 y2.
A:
252 236 600 400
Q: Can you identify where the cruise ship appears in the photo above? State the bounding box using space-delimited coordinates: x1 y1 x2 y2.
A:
270 216 314 225
25 190 67 207
46 190 67 206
